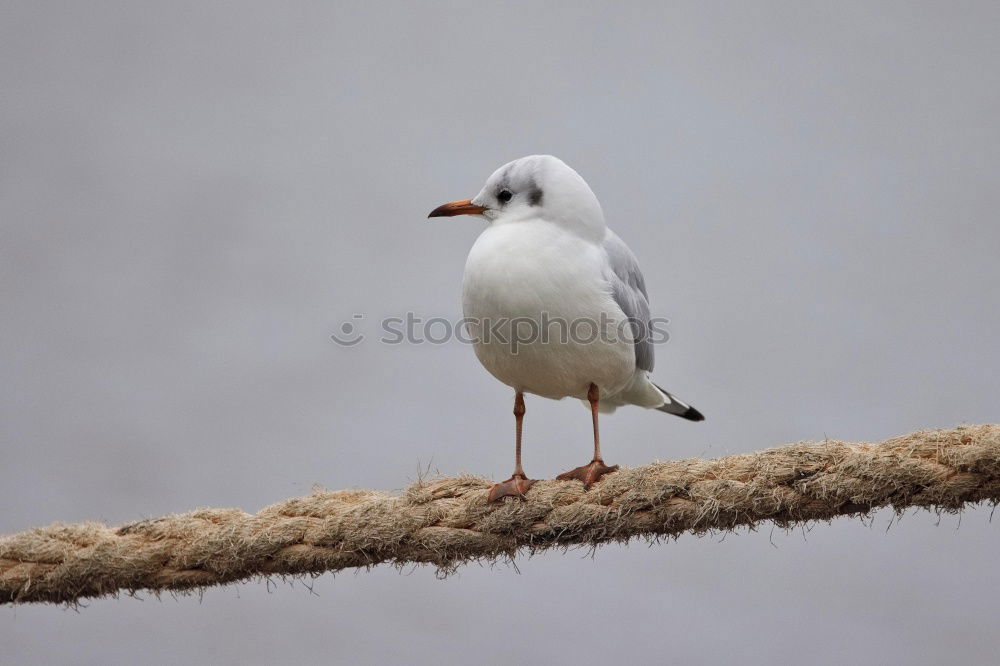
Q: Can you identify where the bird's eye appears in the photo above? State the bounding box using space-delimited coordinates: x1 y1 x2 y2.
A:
497 189 513 204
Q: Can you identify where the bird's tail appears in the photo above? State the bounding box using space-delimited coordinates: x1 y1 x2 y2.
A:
653 383 705 421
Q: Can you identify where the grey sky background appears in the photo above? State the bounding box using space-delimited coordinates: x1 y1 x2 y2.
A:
2 1 999 664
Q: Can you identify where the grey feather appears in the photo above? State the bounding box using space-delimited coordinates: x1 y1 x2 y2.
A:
603 230 654 372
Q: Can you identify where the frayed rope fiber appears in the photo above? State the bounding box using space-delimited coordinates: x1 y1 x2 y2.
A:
3 424 999 605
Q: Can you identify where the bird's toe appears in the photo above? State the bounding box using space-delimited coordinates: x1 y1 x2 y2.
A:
487 475 536 502
556 460 619 489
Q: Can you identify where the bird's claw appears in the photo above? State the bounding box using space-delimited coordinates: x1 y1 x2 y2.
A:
487 474 536 502
556 459 619 489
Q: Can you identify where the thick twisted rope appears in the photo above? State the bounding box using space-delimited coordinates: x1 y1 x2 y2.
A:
2 424 998 605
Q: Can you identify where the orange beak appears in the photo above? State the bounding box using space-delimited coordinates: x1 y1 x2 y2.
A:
427 199 488 218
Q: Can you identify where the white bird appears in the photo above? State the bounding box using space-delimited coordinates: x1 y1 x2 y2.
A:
429 155 703 501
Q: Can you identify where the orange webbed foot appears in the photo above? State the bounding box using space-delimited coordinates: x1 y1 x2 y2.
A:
556 460 619 489
487 474 536 502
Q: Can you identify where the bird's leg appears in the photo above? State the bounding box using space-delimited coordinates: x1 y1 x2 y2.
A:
556 383 619 489
488 391 536 502
589 382 605 462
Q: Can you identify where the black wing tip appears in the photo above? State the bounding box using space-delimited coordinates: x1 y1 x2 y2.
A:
653 383 705 422
680 405 705 422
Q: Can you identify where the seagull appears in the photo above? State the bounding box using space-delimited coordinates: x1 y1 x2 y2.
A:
429 155 704 501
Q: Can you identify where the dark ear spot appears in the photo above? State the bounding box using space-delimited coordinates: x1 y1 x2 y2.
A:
528 187 543 206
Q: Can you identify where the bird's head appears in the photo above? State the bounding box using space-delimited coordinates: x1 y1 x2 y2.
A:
428 155 605 238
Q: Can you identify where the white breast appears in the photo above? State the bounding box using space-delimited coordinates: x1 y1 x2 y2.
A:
462 220 635 400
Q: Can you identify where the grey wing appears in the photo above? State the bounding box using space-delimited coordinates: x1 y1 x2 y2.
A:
603 230 654 372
